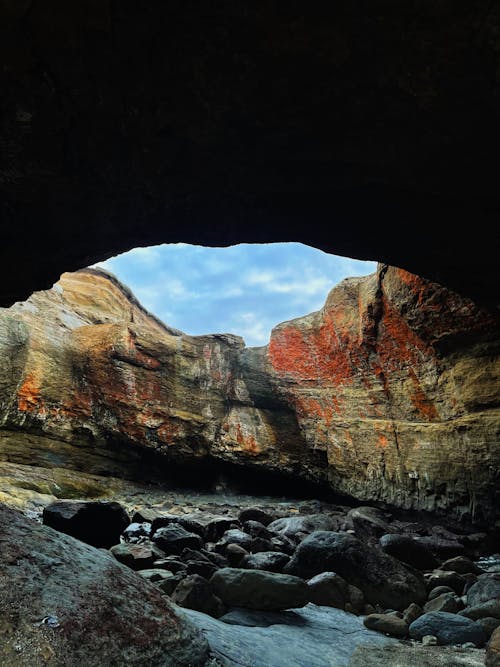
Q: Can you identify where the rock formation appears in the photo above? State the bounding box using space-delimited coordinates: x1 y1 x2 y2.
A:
0 266 498 522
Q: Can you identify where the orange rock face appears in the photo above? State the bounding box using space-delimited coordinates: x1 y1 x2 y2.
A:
0 266 498 521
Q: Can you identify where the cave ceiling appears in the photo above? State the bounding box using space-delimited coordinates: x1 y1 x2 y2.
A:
1 2 499 307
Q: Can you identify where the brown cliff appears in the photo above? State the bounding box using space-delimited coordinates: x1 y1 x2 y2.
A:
0 267 498 522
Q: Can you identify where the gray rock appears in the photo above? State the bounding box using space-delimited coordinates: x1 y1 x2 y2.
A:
238 507 275 526
363 613 409 638
348 506 393 541
307 572 348 609
426 570 466 595
346 584 365 614
0 505 208 666
460 599 500 621
284 531 426 610
424 592 464 614
428 585 455 600
214 529 254 554
152 556 185 573
122 521 152 542
415 536 465 559
441 556 482 575
467 574 500 606
138 568 179 584
403 602 423 625
172 574 225 617
478 617 500 639
152 523 202 555
225 543 249 566
409 611 487 647
486 626 500 667
151 514 206 538
110 542 163 570
210 567 308 610
379 533 438 570
180 604 396 667
241 551 290 573
243 520 273 540
42 500 129 549
268 514 339 540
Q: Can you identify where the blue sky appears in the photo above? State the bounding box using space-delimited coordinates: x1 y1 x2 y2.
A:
95 243 376 346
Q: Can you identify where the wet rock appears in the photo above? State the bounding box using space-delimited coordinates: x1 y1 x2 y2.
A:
241 551 290 573
284 531 426 610
363 613 409 638
409 611 487 647
122 521 152 542
110 543 163 571
172 574 225 618
348 507 393 541
267 515 340 540
152 524 202 555
425 570 466 595
151 515 206 538
307 572 349 609
460 600 500 621
428 585 455 600
346 585 365 614
242 520 273 540
214 529 254 555
0 505 208 666
423 592 464 614
480 618 500 640
467 574 500 606
486 627 500 667
270 534 296 555
402 602 423 625
201 550 228 568
379 534 438 570
210 568 308 611
238 507 275 526
350 642 486 667
415 536 465 559
42 500 130 549
151 556 186 573
185 560 218 579
441 556 482 575
225 543 249 566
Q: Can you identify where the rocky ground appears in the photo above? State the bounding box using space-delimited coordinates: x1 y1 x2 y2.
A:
1 463 498 666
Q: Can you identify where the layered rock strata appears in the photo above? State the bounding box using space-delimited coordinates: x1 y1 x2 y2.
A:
0 266 498 521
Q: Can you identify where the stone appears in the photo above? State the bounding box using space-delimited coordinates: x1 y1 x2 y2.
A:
478 617 500 639
423 592 464 614
241 551 290 573
0 505 208 666
110 543 163 571
138 569 178 584
180 604 396 666
363 613 409 638
379 534 438 570
151 515 206 538
486 627 500 667
415 537 465 559
441 556 482 575
467 574 500 606
152 524 202 555
242 520 273 540
42 500 130 549
403 602 423 625
426 570 466 595
267 514 339 540
348 506 393 541
409 611 487 647
185 560 217 579
225 543 249 566
460 600 500 621
214 529 254 554
270 534 296 555
307 572 349 609
209 568 309 611
428 585 455 600
151 556 186 573
350 643 486 666
171 575 225 618
284 531 426 610
122 521 152 542
347 585 365 614
238 507 275 526
422 635 438 645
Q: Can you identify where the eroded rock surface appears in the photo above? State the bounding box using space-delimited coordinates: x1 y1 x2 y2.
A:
0 266 498 520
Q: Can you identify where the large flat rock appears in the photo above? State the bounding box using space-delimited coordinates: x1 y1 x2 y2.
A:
180 603 396 667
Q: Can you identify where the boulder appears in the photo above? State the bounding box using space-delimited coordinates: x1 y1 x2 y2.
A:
284 531 426 610
214 529 254 554
363 614 409 638
171 574 225 617
0 505 208 666
225 543 249 566
238 507 275 526
152 524 202 555
467 574 500 606
402 602 423 625
379 534 438 570
486 627 500 667
348 507 393 541
441 556 482 575
409 611 487 647
307 572 349 609
460 600 500 621
151 514 206 538
151 556 186 573
428 585 455 600
415 536 465 559
267 515 339 540
138 569 179 595
425 570 466 595
241 551 290 573
42 500 129 549
242 520 273 540
480 618 500 639
209 568 308 611
423 592 464 614
110 543 163 571
122 522 152 542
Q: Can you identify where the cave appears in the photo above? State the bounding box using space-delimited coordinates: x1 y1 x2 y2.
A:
1 4 499 666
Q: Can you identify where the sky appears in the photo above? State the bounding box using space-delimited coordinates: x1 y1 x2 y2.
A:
95 243 377 347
